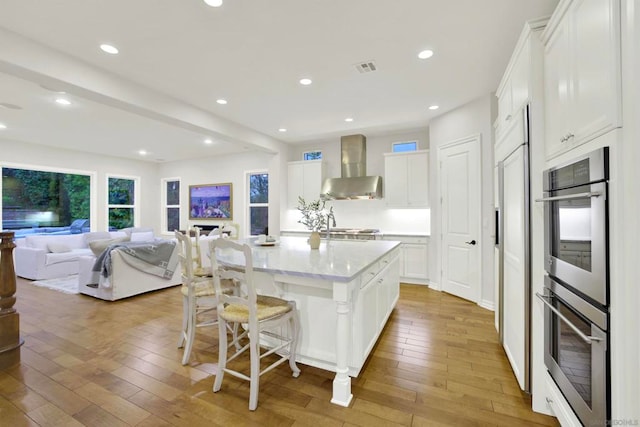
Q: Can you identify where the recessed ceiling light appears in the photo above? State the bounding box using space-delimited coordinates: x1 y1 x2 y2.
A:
299 78 312 86
55 98 71 106
204 0 223 7
100 44 119 55
418 49 434 59
345 117 354 122
278 128 287 133
428 105 439 110
204 138 213 144
216 99 227 105
0 123 7 130
138 150 147 156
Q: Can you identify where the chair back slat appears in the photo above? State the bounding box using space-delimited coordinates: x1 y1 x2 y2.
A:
175 231 194 279
210 239 258 321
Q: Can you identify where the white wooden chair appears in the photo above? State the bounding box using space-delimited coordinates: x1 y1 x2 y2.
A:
175 230 233 365
209 238 300 410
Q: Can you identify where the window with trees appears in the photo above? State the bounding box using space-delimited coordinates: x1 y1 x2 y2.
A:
107 175 138 230
1 166 91 236
248 172 268 236
303 150 322 160
162 178 180 233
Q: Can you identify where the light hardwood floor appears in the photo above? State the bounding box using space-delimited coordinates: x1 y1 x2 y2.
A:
0 278 559 426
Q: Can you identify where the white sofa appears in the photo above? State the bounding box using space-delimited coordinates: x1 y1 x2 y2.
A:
77 247 181 301
14 231 126 280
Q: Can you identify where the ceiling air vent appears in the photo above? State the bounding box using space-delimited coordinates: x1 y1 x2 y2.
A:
355 60 377 74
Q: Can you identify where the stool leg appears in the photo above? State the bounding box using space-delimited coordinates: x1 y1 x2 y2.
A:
248 328 260 411
288 308 301 378
213 319 228 393
177 295 188 348
181 298 197 365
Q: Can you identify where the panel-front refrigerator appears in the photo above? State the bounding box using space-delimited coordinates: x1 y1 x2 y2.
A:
496 105 531 392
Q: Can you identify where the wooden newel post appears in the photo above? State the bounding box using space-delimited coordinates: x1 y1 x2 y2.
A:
0 232 23 369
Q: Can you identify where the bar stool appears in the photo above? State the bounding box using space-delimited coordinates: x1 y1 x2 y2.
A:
209 238 300 410
175 230 233 365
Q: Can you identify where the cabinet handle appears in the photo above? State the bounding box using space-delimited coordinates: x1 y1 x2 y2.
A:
567 133 574 139
505 114 512 121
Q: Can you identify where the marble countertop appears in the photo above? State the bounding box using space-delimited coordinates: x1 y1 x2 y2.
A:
215 236 400 282
280 229 430 237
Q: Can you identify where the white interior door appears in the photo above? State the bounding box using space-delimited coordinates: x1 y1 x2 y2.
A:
439 136 481 302
502 145 527 390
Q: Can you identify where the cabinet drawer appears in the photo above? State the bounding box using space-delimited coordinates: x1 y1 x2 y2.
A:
360 262 380 288
379 248 400 268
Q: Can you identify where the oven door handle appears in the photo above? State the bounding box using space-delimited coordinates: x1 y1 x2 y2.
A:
534 191 602 203
536 293 603 344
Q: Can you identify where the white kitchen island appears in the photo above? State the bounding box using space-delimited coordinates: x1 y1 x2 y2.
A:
214 236 401 407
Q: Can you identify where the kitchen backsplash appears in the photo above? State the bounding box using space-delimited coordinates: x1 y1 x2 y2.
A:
282 200 430 235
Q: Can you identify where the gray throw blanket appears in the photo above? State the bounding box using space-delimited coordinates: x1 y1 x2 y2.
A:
92 240 178 283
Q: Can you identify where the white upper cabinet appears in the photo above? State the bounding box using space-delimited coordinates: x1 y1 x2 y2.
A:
496 38 531 139
384 150 429 208
287 160 324 208
495 19 548 142
543 0 621 159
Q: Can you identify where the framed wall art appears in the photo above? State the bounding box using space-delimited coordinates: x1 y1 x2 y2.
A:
189 183 233 220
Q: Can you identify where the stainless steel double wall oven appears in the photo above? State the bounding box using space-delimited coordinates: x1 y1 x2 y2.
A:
537 147 610 426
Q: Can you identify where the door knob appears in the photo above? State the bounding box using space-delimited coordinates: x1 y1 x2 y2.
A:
465 240 477 245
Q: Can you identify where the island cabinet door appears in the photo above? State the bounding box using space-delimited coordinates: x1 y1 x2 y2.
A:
352 251 401 370
358 276 379 362
381 256 400 322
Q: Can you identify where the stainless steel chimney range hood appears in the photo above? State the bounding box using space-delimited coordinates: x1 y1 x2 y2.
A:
320 134 383 200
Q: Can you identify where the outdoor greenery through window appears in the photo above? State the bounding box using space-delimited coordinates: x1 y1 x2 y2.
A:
248 172 268 236
108 176 137 230
1 167 91 236
303 151 322 160
164 179 180 233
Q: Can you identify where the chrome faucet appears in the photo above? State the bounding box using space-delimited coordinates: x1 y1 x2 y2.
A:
326 210 336 240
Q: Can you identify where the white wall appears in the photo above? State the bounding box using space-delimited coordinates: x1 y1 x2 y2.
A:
157 150 284 238
428 94 497 307
0 139 161 232
282 129 431 234
1 137 290 240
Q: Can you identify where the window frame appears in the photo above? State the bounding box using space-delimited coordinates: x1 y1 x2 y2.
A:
246 170 269 237
391 141 418 153
106 173 140 230
0 161 97 234
161 177 181 235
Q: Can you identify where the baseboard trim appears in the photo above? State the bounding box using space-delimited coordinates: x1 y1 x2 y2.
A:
479 299 495 311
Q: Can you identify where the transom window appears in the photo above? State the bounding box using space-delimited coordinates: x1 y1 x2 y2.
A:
392 141 418 152
303 151 322 160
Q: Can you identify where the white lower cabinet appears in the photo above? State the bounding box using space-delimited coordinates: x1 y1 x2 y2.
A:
352 249 400 370
382 235 429 285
